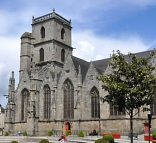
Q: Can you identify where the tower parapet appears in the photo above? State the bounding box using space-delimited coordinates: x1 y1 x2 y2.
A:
32 11 71 26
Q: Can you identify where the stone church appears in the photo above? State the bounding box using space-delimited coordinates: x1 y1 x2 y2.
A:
5 11 156 135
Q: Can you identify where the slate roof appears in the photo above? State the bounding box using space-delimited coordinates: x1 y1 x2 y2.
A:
92 58 110 74
21 32 32 39
135 50 153 58
72 56 90 82
72 50 154 83
72 56 111 82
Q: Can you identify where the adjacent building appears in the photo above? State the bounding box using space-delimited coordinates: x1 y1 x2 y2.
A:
0 104 5 135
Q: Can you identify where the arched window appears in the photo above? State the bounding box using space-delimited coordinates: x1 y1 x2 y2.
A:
40 48 44 62
63 79 74 119
61 49 65 62
90 87 100 118
21 89 29 121
41 26 45 38
44 85 51 119
110 102 125 116
61 28 65 40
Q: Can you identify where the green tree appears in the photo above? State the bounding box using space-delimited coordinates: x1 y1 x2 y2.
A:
98 50 156 143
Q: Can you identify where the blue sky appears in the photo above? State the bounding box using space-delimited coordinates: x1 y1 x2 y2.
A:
0 0 156 107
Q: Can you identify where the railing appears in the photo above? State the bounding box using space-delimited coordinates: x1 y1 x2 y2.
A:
33 12 71 25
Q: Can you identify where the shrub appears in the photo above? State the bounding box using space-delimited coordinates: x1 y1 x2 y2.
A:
48 130 54 136
39 139 49 143
5 132 9 136
65 130 71 136
153 131 156 139
95 135 114 143
78 131 85 137
11 141 18 143
103 134 114 143
23 131 28 136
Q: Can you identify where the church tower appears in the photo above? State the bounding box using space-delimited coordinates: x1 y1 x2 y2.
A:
31 10 73 67
20 32 33 78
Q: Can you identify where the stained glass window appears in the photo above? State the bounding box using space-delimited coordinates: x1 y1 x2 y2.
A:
91 87 100 118
21 89 29 121
63 79 74 119
44 85 51 119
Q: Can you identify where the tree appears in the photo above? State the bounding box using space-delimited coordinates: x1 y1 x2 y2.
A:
98 50 156 143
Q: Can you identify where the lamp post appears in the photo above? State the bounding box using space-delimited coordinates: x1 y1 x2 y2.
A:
32 101 36 136
148 113 152 143
99 116 101 135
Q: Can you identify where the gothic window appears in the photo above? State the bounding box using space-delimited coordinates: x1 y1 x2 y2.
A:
151 101 156 115
21 89 29 121
44 85 51 119
40 48 44 62
110 102 125 116
63 79 74 119
61 28 65 40
90 87 100 118
61 49 65 62
41 26 45 38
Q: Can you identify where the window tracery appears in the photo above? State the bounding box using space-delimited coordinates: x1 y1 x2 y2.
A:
44 85 51 119
110 102 125 116
63 79 74 119
90 87 100 118
21 89 29 121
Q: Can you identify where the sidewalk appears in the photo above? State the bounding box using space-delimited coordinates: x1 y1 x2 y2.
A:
0 135 150 143
63 134 149 143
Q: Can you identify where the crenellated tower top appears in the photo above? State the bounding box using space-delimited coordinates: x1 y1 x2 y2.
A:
32 11 71 26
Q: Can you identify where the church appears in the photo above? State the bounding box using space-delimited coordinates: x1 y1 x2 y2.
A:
5 11 156 136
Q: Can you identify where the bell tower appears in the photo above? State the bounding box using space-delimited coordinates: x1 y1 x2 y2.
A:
31 10 73 66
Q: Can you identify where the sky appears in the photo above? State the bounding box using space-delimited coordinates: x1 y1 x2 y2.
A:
1 0 156 107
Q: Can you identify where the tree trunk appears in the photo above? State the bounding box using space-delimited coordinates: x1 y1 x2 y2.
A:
130 110 133 143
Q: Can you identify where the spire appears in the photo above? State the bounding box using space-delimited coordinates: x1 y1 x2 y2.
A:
12 71 14 78
8 71 15 103
32 16 34 23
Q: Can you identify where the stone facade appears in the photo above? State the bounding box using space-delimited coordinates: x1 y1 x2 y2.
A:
0 105 5 135
5 11 156 136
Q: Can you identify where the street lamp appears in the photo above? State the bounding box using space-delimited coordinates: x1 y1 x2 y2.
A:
148 113 152 143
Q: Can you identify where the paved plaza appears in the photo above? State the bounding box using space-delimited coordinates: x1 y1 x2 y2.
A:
0 135 151 143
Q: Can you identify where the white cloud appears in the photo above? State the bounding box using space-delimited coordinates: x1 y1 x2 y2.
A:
0 64 3 75
0 36 20 91
0 0 155 107
73 31 149 61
